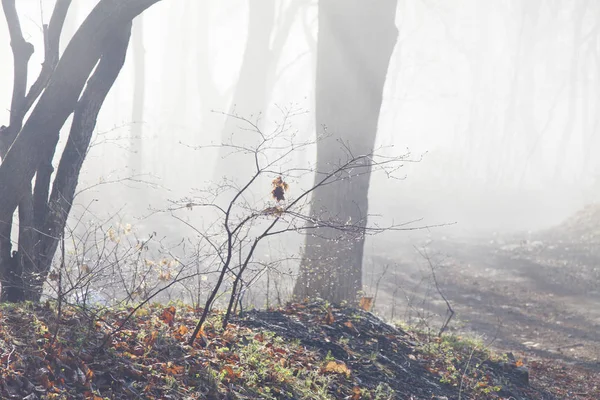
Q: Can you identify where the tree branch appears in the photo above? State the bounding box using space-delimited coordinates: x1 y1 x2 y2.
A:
39 20 134 279
0 0 162 235
31 1 72 231
0 0 34 154
23 0 72 116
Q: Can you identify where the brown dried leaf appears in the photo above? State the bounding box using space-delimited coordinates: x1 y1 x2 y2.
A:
173 324 189 340
165 362 184 375
322 361 351 377
222 365 236 380
359 296 373 311
324 309 335 325
159 306 176 327
271 176 288 202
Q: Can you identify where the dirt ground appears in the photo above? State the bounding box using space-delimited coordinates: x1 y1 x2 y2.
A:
365 206 600 372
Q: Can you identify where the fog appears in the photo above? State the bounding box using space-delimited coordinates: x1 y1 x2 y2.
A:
1 1 597 264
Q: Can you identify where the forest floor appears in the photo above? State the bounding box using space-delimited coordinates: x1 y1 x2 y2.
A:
1 204 600 399
0 298 592 400
368 203 600 399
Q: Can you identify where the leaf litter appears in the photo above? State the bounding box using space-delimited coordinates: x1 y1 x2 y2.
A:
0 299 598 399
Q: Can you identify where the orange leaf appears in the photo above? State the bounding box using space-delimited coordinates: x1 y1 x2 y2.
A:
165 362 184 375
359 297 373 311
173 324 189 340
343 321 355 330
145 331 158 347
324 309 335 325
221 365 238 381
351 386 362 400
515 359 524 367
159 306 176 326
322 361 351 377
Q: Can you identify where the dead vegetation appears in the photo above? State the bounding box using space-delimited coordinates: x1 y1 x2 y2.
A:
1 299 598 399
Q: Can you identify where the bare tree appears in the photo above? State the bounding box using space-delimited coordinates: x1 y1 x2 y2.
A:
294 0 399 304
215 0 304 181
130 14 146 173
0 0 162 302
183 110 412 345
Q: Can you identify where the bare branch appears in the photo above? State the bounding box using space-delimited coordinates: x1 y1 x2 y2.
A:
0 0 34 153
23 0 72 115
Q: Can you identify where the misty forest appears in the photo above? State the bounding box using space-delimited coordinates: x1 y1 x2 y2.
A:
0 1 599 399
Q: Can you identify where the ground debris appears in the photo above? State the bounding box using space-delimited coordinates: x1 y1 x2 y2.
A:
0 300 598 399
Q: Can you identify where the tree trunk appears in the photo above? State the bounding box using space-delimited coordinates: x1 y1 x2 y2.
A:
293 0 398 304
130 15 145 173
214 0 301 182
554 0 588 180
35 22 134 298
0 0 160 302
214 0 275 183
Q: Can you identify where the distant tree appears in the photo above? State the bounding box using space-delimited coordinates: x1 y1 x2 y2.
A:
215 0 304 182
0 0 162 302
130 14 146 173
293 0 398 304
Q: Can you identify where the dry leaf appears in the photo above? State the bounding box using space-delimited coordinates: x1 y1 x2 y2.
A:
159 306 176 327
174 324 189 340
323 361 351 377
359 297 373 311
351 386 362 400
165 362 184 375
158 270 172 281
324 309 335 325
515 359 524 367
145 331 158 347
271 176 289 202
263 206 284 216
222 365 237 381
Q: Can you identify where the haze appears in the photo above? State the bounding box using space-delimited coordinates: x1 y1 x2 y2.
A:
2 1 592 239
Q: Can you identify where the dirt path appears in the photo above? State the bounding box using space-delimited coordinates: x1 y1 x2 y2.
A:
366 233 600 370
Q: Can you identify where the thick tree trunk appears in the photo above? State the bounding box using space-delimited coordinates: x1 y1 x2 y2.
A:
0 0 160 302
293 0 398 304
0 0 160 223
35 22 133 297
0 0 70 302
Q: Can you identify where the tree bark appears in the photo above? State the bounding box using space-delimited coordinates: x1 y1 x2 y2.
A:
0 0 71 302
34 22 134 300
0 0 160 223
293 0 398 304
0 0 160 302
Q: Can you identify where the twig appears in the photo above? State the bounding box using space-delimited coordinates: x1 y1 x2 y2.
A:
458 345 478 400
415 246 454 337
50 233 65 347
371 263 390 312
